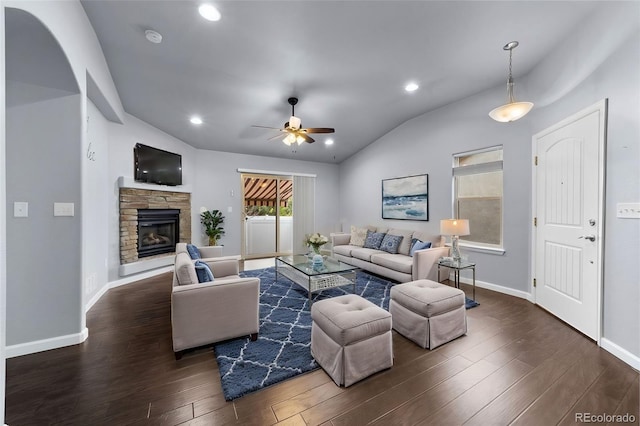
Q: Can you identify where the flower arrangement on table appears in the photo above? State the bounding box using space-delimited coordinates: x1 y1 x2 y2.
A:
306 233 329 255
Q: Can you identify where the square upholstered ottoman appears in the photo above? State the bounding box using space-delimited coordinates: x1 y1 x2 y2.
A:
311 294 393 387
390 279 467 349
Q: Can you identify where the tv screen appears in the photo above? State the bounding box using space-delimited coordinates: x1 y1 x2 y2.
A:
134 143 182 186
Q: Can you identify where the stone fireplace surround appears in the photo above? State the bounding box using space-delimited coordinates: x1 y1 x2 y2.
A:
119 185 191 265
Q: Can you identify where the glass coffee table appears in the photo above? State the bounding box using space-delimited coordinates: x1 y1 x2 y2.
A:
275 255 359 306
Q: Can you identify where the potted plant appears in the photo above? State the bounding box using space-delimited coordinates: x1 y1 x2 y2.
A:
200 209 225 246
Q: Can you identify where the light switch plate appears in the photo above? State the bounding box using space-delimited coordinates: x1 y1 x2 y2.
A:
617 202 640 219
54 202 75 217
14 201 28 218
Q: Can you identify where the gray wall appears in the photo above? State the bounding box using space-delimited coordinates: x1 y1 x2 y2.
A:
107 113 198 281
6 91 82 345
5 7 83 346
193 150 341 256
339 87 532 291
0 4 6 423
339 6 639 357
83 99 110 305
106 112 341 280
529 30 640 356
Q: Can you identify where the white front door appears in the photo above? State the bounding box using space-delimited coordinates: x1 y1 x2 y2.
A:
533 100 607 341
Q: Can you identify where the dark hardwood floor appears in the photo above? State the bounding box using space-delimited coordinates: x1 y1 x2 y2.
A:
6 272 639 425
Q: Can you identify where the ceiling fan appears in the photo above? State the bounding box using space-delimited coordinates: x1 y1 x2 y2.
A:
253 97 335 145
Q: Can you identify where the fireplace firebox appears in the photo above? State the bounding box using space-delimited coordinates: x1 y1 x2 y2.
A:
137 209 180 258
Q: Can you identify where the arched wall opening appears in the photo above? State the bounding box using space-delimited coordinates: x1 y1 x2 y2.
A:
5 8 85 353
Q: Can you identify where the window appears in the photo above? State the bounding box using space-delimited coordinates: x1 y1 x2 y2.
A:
453 146 503 249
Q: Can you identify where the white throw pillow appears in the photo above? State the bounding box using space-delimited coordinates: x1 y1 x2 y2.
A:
349 226 368 247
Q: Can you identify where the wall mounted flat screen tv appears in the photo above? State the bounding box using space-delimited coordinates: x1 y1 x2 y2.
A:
134 143 182 186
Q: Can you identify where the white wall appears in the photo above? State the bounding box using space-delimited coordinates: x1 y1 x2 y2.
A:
339 4 640 360
84 99 110 308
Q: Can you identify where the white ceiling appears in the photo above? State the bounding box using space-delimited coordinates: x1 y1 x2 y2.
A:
80 1 599 163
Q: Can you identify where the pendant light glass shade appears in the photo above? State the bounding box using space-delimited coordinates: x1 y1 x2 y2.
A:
489 101 534 122
489 41 533 122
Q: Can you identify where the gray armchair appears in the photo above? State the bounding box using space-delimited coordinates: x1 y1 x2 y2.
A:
171 252 260 359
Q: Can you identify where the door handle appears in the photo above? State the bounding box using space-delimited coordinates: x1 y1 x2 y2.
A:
579 235 596 242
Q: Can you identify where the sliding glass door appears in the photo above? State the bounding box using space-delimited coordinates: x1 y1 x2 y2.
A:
241 173 293 259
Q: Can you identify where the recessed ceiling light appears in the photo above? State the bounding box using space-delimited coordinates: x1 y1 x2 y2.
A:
199 4 221 21
325 139 334 146
190 116 203 125
145 29 163 44
405 82 419 92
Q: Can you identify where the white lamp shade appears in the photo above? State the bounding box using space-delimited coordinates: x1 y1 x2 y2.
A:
283 133 296 145
288 115 301 129
489 101 533 122
440 219 470 236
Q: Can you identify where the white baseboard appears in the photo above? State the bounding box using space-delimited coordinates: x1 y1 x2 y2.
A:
9 267 173 359
118 256 174 277
454 274 531 300
109 265 172 288
5 327 89 359
455 275 639 370
85 283 110 313
601 338 640 370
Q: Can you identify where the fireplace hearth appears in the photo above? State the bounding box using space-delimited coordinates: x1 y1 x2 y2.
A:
137 209 180 258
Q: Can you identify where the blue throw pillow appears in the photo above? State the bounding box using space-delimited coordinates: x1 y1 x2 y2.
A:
194 260 214 283
363 231 386 249
410 237 420 249
186 244 201 260
380 234 403 254
410 240 432 256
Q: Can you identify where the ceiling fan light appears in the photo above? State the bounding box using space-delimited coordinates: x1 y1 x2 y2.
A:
489 101 534 122
288 115 301 130
296 135 305 145
283 133 296 145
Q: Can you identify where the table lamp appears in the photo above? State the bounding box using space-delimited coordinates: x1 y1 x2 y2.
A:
440 219 470 262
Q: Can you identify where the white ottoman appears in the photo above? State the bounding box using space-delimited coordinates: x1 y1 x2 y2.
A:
390 279 467 349
311 294 393 387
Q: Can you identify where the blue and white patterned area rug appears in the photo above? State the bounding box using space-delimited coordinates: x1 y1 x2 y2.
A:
212 267 479 401
212 267 393 401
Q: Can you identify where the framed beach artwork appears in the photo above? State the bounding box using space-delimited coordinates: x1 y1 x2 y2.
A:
382 174 429 221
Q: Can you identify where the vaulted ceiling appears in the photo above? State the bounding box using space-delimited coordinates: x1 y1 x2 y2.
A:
81 1 599 163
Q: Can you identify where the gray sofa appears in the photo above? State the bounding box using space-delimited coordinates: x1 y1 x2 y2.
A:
331 226 450 283
171 252 260 359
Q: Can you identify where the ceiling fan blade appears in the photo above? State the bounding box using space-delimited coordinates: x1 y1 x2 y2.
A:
251 125 283 130
303 128 335 134
267 133 285 141
299 133 315 143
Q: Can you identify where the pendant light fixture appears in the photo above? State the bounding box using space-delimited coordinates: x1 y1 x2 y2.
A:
489 41 533 122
